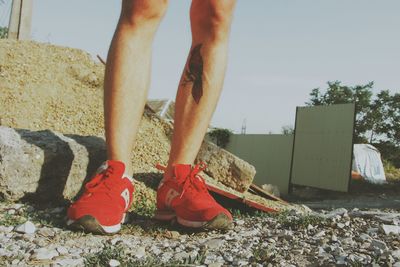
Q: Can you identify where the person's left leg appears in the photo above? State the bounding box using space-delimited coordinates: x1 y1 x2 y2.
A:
165 0 236 179
156 0 236 230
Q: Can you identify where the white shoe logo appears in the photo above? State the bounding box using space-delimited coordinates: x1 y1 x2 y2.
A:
121 189 130 210
165 189 180 208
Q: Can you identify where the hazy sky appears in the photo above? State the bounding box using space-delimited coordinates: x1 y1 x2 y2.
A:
3 0 400 133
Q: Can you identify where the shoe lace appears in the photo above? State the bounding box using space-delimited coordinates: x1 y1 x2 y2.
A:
84 167 115 195
180 162 208 198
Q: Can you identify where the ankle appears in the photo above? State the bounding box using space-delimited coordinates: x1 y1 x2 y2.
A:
163 165 175 180
106 159 133 176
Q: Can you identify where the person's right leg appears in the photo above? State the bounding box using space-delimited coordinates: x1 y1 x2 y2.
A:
67 0 168 234
105 0 168 175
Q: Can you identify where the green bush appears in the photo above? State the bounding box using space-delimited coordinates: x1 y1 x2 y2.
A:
0 27 8 39
207 128 233 148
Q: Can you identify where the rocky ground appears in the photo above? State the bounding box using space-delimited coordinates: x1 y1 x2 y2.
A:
0 202 399 266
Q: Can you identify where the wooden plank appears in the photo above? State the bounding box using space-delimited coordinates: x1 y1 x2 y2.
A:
206 184 279 213
250 183 288 205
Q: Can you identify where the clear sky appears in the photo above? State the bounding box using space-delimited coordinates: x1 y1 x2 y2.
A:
3 0 400 133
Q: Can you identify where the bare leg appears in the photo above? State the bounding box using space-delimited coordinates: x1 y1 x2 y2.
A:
165 0 236 178
104 0 168 174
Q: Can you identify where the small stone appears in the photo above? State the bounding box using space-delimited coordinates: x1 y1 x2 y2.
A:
33 248 59 260
0 225 14 233
224 254 234 262
234 260 249 266
204 238 225 249
307 224 314 231
109 259 121 267
332 246 345 256
381 224 400 235
56 258 84 266
110 237 123 245
394 262 400 267
371 239 388 251
133 246 146 258
336 255 346 265
7 209 16 215
165 231 180 239
240 229 259 237
318 247 330 258
331 234 338 242
50 207 64 214
315 231 325 238
37 227 55 237
325 208 348 219
340 237 353 245
337 223 345 229
56 246 69 255
392 250 400 260
235 219 245 226
359 233 371 241
12 204 24 210
208 263 223 267
14 221 36 234
174 251 189 261
367 227 379 234
33 237 47 247
293 249 303 255
301 204 313 213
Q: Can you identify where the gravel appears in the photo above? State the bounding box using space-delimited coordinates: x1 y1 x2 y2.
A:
0 203 399 266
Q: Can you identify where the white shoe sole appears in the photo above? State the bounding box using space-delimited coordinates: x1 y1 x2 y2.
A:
154 210 232 230
67 213 126 234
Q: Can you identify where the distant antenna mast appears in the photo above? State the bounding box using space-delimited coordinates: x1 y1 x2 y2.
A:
159 99 172 118
241 118 247 134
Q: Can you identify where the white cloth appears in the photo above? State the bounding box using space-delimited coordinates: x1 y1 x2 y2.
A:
352 144 386 184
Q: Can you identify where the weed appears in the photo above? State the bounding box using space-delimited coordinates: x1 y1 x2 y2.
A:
272 210 325 230
384 160 400 181
0 212 25 226
84 244 126 266
348 259 364 267
251 246 275 264
131 199 156 218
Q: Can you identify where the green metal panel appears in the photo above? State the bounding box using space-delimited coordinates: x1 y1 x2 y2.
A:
290 103 356 192
226 134 293 195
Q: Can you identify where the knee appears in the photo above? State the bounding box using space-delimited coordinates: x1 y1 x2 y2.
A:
191 0 236 41
120 0 168 29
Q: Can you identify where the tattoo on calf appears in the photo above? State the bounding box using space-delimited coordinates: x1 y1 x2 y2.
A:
183 44 203 104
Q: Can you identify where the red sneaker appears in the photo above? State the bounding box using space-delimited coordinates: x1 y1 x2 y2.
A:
155 163 232 230
67 160 134 234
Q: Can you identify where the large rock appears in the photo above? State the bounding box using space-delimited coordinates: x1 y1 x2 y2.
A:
0 126 106 202
197 141 256 192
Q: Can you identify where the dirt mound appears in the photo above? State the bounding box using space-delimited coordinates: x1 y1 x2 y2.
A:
0 40 173 213
0 40 103 134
